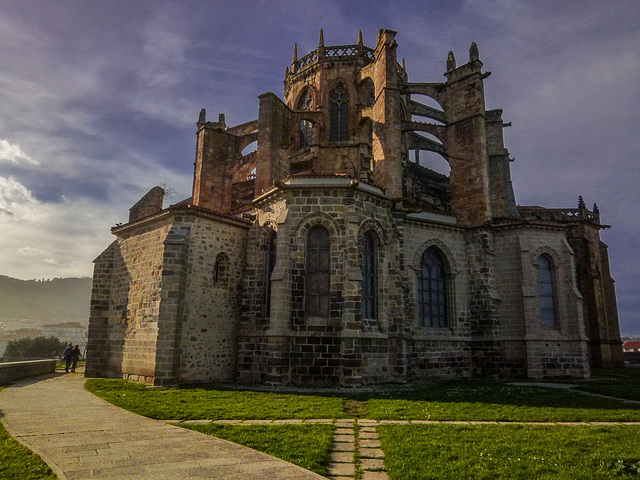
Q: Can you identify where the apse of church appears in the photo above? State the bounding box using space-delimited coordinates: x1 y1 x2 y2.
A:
86 29 622 387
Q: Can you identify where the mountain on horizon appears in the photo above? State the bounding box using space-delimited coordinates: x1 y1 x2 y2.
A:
0 275 92 326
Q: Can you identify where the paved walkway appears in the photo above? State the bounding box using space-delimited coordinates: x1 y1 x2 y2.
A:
0 373 325 480
3 374 639 480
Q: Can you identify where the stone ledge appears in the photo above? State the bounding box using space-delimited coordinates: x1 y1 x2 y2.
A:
0 359 57 384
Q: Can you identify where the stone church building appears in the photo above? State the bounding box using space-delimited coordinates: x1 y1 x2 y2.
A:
86 29 622 386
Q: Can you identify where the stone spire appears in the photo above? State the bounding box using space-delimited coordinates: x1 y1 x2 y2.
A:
578 195 586 209
357 29 363 46
318 29 324 47
292 43 298 63
447 50 456 71
469 42 479 61
197 108 206 125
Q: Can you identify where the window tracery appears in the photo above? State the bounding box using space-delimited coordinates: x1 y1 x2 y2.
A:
306 226 330 317
330 84 349 142
537 254 557 328
298 91 313 148
417 247 447 327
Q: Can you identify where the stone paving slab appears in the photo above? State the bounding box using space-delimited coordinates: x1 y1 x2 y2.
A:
0 373 325 480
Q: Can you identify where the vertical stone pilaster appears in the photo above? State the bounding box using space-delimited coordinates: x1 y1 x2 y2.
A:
154 227 189 385
85 242 116 377
465 229 503 375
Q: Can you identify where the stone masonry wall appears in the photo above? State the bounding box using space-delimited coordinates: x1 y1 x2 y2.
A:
104 219 173 383
515 226 588 379
177 215 248 382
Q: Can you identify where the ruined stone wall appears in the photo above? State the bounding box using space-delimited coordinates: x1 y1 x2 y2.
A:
177 215 248 382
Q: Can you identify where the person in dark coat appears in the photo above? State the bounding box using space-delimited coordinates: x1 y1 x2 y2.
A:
70 345 81 372
62 343 73 373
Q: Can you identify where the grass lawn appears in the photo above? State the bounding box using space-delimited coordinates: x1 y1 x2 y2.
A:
0 388 57 480
84 368 640 478
575 367 640 402
85 378 345 420
181 423 334 476
359 380 640 422
378 424 640 479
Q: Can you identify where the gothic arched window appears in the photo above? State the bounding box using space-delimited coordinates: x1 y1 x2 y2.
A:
362 232 377 319
306 226 330 317
537 254 557 327
298 91 313 148
213 253 228 285
417 247 447 327
265 231 277 317
330 84 349 142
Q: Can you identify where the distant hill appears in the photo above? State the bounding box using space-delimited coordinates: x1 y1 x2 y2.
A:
0 276 92 325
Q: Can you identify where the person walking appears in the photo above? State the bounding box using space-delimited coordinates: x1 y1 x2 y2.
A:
62 343 73 373
70 344 81 372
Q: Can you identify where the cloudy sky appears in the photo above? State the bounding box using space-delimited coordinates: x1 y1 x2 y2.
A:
1 0 638 335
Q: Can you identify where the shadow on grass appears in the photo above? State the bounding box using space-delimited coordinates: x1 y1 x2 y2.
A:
85 367 640 422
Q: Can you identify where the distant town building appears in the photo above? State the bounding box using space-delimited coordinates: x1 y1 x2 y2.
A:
622 341 640 353
87 29 623 387
41 322 87 351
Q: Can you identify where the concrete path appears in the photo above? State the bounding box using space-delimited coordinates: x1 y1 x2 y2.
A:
0 373 325 480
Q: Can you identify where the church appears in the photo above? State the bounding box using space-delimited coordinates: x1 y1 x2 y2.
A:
86 29 622 386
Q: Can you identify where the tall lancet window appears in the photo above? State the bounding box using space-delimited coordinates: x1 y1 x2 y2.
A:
362 232 376 319
265 231 277 318
306 226 330 317
298 91 313 148
537 254 557 328
417 248 448 328
330 84 349 142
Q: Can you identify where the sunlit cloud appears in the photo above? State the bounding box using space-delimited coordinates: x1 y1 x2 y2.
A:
0 139 38 165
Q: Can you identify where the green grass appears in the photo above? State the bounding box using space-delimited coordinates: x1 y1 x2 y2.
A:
83 370 640 478
0 388 57 480
360 380 640 422
378 424 640 479
181 423 334 476
575 367 640 402
85 378 345 420
85 376 640 422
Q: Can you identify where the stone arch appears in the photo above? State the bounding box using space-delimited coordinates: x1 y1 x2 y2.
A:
357 218 387 247
294 211 342 239
323 79 356 143
530 246 561 269
289 84 319 111
213 252 229 285
412 238 457 276
531 247 561 329
413 241 456 329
